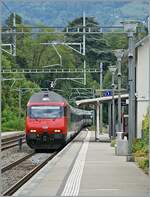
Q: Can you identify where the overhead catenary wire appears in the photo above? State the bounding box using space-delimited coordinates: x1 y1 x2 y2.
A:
0 0 12 14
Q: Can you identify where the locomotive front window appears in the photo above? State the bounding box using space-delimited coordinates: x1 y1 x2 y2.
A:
29 106 64 119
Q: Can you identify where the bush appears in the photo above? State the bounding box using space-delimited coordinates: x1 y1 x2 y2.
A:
2 117 25 131
132 114 149 173
132 139 145 153
2 107 25 131
135 157 149 174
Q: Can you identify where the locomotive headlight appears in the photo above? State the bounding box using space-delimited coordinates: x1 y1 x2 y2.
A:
54 129 61 133
30 129 37 132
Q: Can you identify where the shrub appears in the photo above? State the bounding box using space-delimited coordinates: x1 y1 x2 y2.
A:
136 157 149 174
2 107 25 131
132 114 149 173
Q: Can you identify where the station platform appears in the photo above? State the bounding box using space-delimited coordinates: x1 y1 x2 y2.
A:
14 130 149 197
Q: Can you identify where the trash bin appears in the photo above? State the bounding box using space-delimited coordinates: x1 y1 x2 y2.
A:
116 132 123 140
116 133 128 156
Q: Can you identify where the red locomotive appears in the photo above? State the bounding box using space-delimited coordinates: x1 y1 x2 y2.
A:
25 91 92 150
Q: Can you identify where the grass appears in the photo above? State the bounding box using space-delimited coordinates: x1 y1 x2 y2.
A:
134 156 149 174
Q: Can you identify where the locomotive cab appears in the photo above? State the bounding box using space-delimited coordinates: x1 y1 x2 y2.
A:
25 92 68 149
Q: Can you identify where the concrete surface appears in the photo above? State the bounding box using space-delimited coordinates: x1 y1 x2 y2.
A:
1 131 24 138
79 135 149 196
13 131 149 196
1 131 25 139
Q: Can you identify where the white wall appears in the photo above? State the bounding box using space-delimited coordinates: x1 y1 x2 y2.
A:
136 38 149 138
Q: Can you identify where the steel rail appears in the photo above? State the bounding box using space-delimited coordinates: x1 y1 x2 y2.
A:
1 139 26 151
2 151 58 196
2 137 25 146
2 134 25 143
2 131 81 196
1 152 35 173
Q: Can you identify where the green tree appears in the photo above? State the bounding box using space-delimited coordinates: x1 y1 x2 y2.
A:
6 13 22 27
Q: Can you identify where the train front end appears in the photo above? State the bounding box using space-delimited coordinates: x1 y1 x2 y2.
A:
25 92 68 150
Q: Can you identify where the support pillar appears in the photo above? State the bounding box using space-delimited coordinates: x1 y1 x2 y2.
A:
100 104 103 134
112 86 115 137
108 102 112 138
18 89 22 130
127 33 136 161
100 62 103 134
12 12 16 57
83 12 86 86
121 21 138 161
96 102 100 141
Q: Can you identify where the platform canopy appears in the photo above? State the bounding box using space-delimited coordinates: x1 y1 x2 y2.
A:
76 94 129 106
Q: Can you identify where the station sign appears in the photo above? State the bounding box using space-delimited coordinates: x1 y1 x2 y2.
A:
103 90 112 97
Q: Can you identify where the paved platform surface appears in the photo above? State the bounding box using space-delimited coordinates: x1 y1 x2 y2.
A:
14 130 149 196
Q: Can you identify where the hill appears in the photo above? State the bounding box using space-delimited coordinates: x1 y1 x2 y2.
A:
2 0 149 26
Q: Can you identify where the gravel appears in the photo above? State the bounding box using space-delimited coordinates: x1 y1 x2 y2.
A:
2 143 33 168
2 152 52 193
2 130 87 194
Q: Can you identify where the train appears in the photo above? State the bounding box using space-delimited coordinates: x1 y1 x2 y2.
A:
25 91 93 150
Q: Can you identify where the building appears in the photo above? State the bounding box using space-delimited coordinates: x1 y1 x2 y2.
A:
136 36 149 138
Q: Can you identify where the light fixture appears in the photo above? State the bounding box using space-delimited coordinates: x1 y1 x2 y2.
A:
109 65 117 74
30 129 36 132
121 20 139 33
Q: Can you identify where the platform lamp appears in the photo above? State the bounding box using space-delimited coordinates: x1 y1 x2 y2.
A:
114 49 124 134
109 65 117 138
121 20 139 161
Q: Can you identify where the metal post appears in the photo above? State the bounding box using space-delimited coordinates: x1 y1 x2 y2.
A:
127 33 135 161
96 102 100 141
52 44 62 66
118 58 122 133
93 89 95 98
112 73 115 138
100 62 103 134
109 65 117 138
121 21 138 161
18 138 23 151
18 88 21 130
83 12 86 85
114 50 124 133
108 102 112 138
83 60 86 85
12 12 16 57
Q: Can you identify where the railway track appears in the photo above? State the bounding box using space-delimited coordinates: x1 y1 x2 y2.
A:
2 134 25 143
2 131 82 196
1 152 35 173
2 151 58 196
2 134 26 151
